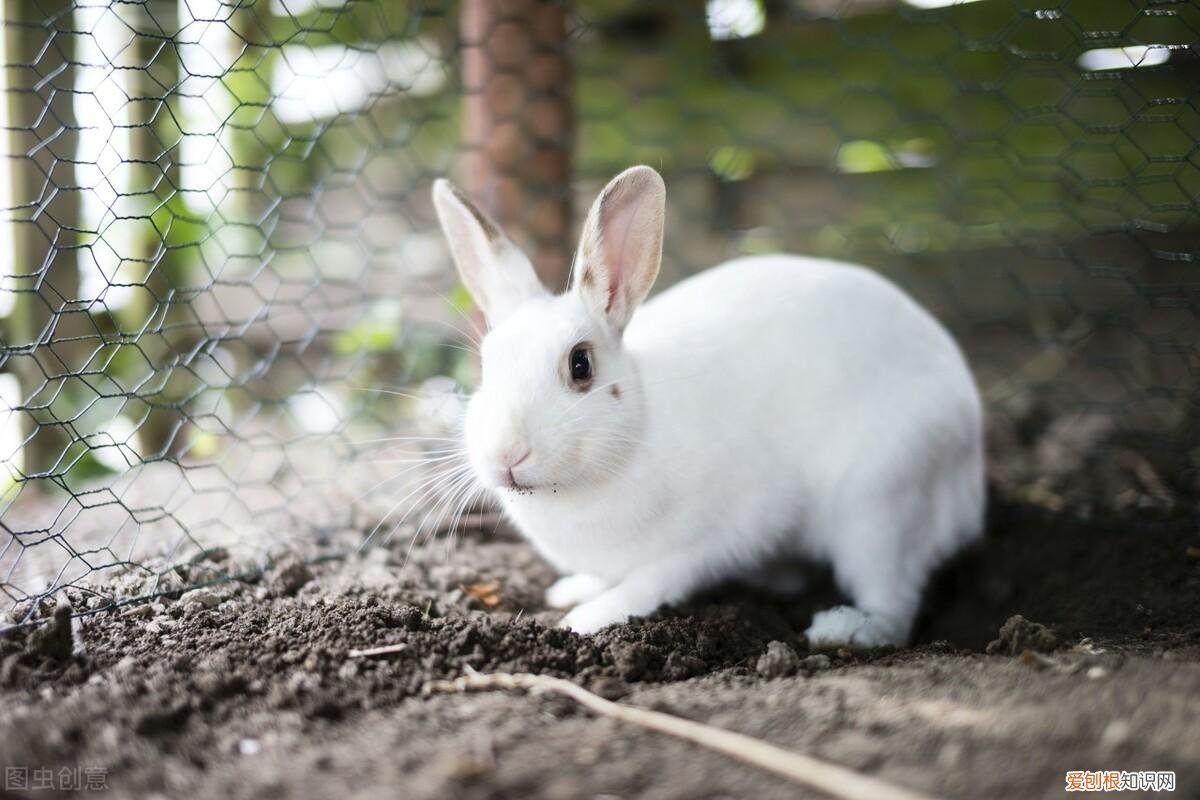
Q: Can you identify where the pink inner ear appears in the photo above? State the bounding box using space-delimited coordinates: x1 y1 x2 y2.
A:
600 191 640 313
605 260 620 313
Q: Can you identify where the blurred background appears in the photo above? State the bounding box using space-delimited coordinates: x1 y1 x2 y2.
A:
2 0 1197 620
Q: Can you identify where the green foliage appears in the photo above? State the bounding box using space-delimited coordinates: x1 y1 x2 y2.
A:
709 146 756 182
334 323 401 356
835 141 899 175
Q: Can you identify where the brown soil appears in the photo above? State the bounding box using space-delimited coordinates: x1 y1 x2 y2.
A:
2 499 1198 799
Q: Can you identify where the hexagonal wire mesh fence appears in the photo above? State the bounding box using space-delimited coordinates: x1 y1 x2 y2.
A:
1 0 1197 629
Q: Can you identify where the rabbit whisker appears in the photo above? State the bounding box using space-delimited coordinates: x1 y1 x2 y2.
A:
361 462 474 550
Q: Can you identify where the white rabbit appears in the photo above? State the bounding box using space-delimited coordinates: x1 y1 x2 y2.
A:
431 166 984 646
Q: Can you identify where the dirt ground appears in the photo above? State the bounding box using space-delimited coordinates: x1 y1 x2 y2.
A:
1 496 1198 800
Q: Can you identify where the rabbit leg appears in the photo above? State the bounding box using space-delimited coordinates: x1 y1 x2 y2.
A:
545 573 608 609
805 604 909 648
558 557 707 634
805 507 926 648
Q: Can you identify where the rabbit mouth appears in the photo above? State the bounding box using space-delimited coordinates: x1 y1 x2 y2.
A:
492 449 536 491
503 475 531 491
501 476 539 495
500 465 537 492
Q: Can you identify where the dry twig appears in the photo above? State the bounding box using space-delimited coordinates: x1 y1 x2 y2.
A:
348 643 409 659
424 669 943 800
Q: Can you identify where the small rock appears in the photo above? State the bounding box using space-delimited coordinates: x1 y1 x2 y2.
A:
756 640 799 678
588 676 629 701
0 653 28 688
1100 719 1131 750
610 642 653 681
801 654 832 671
179 589 220 609
238 738 261 756
195 546 230 563
156 572 184 593
663 652 706 680
269 556 314 597
986 615 1058 656
26 599 74 661
6 601 34 625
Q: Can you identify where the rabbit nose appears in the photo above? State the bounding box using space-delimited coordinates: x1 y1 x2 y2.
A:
502 446 531 470
499 446 531 487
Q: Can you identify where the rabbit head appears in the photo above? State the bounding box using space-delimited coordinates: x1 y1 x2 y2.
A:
432 166 666 493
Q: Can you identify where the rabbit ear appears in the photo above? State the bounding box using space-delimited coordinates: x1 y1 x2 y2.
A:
433 179 546 326
574 166 665 332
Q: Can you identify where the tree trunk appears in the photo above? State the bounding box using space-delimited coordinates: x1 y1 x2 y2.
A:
3 0 83 478
119 0 182 459
461 0 574 291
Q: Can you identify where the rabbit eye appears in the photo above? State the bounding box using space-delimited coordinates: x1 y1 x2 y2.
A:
569 345 593 387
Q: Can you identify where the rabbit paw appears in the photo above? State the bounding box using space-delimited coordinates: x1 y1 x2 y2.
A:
805 605 904 648
545 574 608 609
557 596 627 634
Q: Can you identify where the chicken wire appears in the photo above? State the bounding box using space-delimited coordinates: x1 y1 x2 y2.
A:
1 0 1197 628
